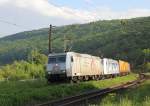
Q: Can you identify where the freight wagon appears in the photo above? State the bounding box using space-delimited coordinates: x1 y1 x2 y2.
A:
46 52 131 82
119 60 131 75
102 58 120 77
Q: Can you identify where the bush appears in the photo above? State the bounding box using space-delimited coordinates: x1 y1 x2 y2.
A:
144 62 150 72
0 61 45 81
0 51 47 81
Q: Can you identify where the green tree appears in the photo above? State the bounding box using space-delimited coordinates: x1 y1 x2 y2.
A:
142 49 150 63
28 49 48 65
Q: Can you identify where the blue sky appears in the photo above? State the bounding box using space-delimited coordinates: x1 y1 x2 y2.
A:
0 0 150 37
50 0 150 11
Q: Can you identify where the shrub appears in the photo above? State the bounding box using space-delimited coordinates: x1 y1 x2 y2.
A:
144 62 150 72
0 51 47 81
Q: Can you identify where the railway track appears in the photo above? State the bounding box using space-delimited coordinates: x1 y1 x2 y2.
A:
36 73 148 106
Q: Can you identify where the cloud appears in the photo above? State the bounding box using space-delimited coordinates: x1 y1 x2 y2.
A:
0 0 150 37
1 0 150 22
0 0 95 22
0 0 9 5
92 7 150 20
123 9 150 19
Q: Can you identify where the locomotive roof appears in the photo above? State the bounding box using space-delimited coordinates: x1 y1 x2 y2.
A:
48 52 86 56
48 52 67 56
48 52 100 59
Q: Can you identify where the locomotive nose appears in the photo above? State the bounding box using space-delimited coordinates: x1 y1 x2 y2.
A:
52 64 60 72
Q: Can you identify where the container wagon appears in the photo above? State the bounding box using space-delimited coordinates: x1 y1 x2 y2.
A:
119 60 131 75
102 58 120 78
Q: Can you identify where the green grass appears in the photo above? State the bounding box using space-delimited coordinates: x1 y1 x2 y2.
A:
98 76 150 106
0 73 137 106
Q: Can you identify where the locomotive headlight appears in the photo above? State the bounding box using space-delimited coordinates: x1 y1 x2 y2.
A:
48 72 51 74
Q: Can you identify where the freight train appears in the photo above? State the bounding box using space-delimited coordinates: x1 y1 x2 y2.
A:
46 52 130 82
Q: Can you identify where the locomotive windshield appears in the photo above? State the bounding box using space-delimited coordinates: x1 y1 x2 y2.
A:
48 55 66 64
48 57 56 63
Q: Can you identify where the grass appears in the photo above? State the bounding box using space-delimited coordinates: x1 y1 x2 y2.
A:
97 76 150 106
0 73 137 106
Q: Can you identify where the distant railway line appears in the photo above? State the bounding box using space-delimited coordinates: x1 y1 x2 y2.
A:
36 73 149 106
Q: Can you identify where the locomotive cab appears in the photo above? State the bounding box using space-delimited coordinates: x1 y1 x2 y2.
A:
46 53 67 81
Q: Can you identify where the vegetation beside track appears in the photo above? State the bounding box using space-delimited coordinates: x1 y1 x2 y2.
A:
98 75 150 106
0 73 137 106
0 50 47 81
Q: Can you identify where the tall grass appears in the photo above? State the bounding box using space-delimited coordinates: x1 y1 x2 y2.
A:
98 78 150 106
0 74 136 106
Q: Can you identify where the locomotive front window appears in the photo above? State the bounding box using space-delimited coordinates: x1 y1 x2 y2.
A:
48 55 66 63
48 57 56 63
58 56 66 62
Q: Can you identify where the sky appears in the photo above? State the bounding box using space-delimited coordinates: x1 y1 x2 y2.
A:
0 0 150 37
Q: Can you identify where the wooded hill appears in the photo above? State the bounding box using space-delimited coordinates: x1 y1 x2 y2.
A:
0 17 150 68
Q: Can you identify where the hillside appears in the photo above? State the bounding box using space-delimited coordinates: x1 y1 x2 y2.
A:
0 17 150 67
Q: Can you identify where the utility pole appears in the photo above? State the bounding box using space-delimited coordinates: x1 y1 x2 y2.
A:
64 35 72 52
64 35 67 52
49 24 52 54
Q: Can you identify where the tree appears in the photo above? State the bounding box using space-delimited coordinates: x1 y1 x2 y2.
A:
142 49 150 63
28 49 48 65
